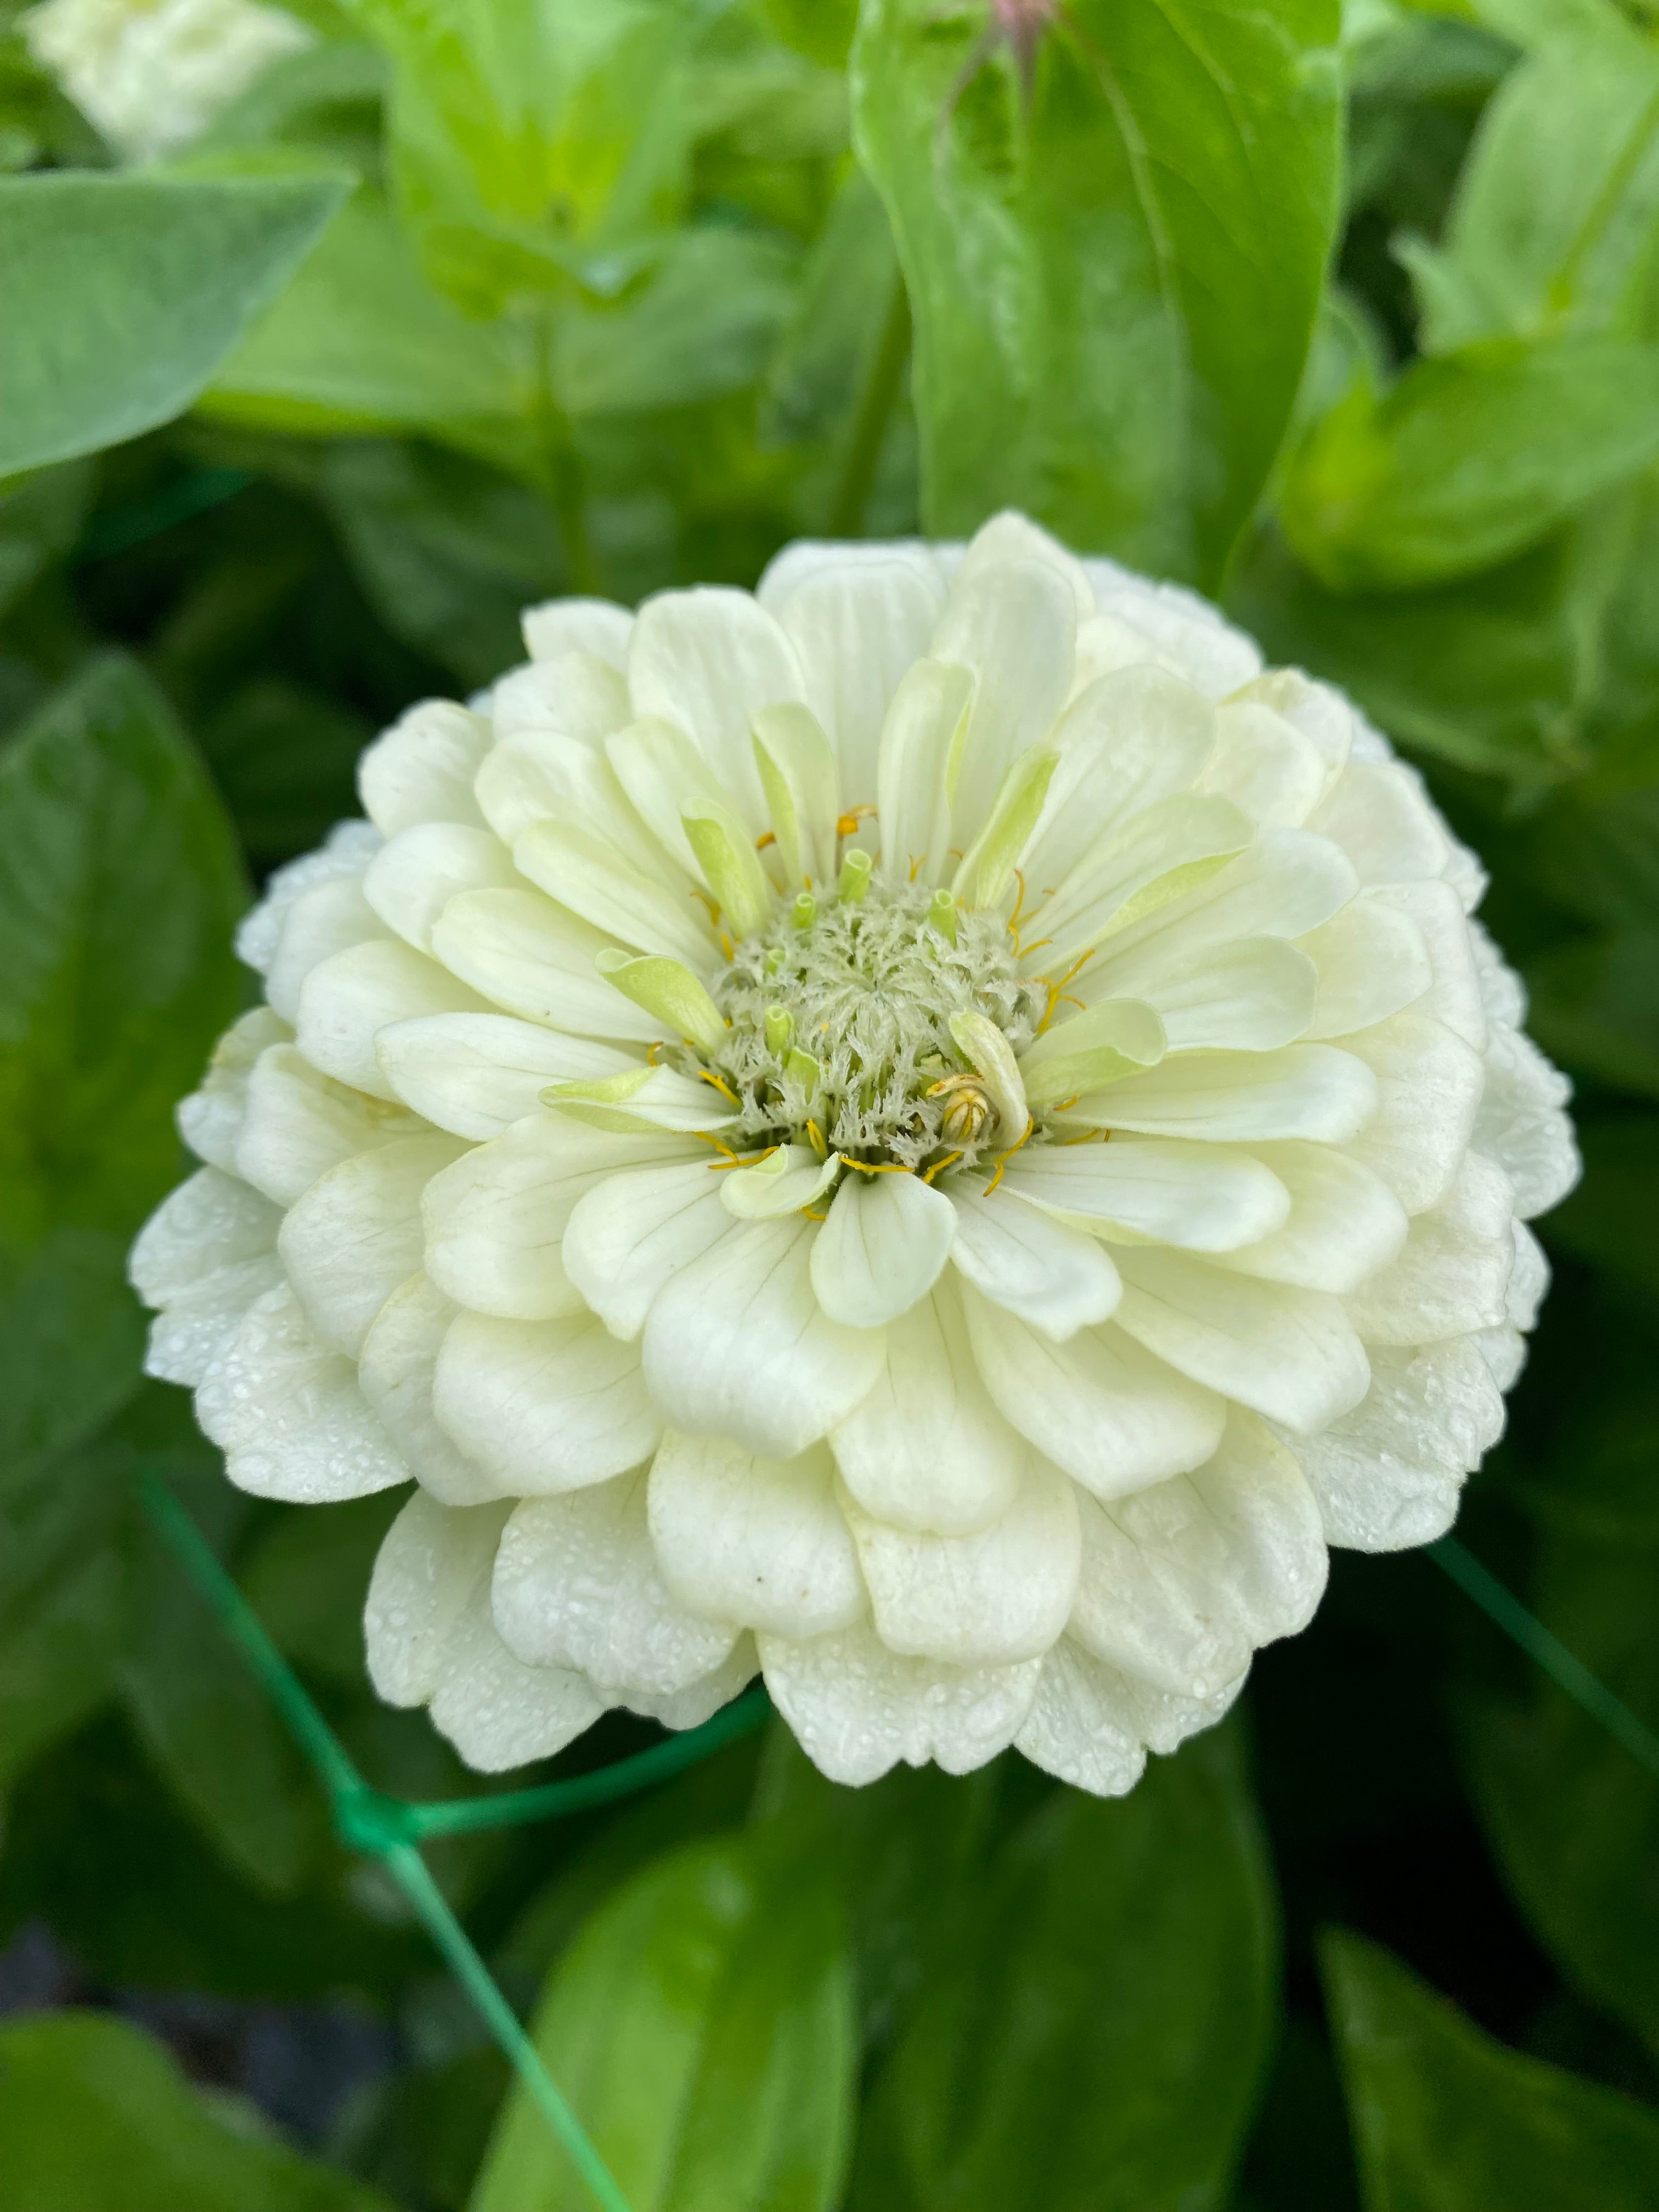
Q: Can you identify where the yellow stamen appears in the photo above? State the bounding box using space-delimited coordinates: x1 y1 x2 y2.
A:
697 1069 739 1103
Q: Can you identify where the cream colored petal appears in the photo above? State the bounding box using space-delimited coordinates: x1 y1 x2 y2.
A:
145 1253 286 1389
1230 668 1354 776
430 1599 606 1774
362 823 517 953
375 1012 635 1139
1279 1335 1504 1551
946 1184 1122 1339
1473 1022 1578 1220
1013 1639 1148 1797
1022 665 1218 892
647 1433 864 1637
606 715 744 877
266 875 393 1026
196 1279 410 1502
544 1063 739 1136
365 1492 510 1707
628 586 806 830
130 1164 280 1308
932 556 1076 842
758 1619 1041 1786
1091 935 1318 1053
876 659 973 889
1197 701 1328 828
1068 1410 1326 1698
514 819 715 970
840 1457 1079 1666
358 700 491 836
431 887 664 1044
961 1283 1226 1500
720 1144 839 1220
236 820 381 976
1075 1045 1376 1144
562 1159 735 1340
774 558 941 810
475 728 670 880
493 1473 737 1695
1366 879 1486 1052
643 1214 887 1459
1031 794 1253 968
521 596 634 667
958 511 1095 620
359 1272 504 1505
1338 1008 1485 1214
491 652 631 743
1344 1150 1515 1344
176 1007 290 1171
1085 567 1263 698
829 1277 1027 1533
422 1118 690 1321
1005 1137 1289 1253
1214 1141 1408 1293
810 1168 956 1328
624 1637 759 1730
1309 758 1448 884
296 939 489 1101
434 1308 662 1492
1300 897 1432 1040
236 1042 428 1208
1113 1248 1371 1434
278 1132 463 1356
751 702 840 888
1082 826 1358 982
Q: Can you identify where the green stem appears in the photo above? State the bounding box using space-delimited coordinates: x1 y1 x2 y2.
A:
826 268 912 540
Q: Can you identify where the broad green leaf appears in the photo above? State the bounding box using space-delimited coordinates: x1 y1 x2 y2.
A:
850 0 1342 587
0 168 349 474
0 458 95 617
847 1728 1277 2212
1399 23 1659 351
1545 1116 1659 1304
0 2010 397 2212
471 1832 855 2212
1322 1928 1659 2207
1279 336 1659 592
1525 931 1659 1099
0 656 246 1464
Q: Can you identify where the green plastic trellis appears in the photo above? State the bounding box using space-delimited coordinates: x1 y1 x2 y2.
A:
135 1472 1659 2212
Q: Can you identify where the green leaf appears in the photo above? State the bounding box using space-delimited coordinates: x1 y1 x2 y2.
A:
848 1728 1277 2212
1279 337 1659 592
471 1832 855 2212
0 168 350 475
242 1489 405 1683
1545 1116 1659 1304
1321 1928 1659 2208
1525 932 1659 1099
850 0 1342 587
0 2009 397 2212
0 458 95 618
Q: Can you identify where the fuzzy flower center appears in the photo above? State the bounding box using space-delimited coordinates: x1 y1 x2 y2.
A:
702 874 1043 1169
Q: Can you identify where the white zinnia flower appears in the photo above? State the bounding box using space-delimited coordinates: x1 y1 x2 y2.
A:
23 0 312 161
131 515 1578 1795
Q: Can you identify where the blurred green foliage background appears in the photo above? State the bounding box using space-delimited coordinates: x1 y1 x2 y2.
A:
2 0 1659 2205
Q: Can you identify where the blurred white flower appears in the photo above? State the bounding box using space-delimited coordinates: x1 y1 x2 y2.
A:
23 0 312 161
132 514 1578 1793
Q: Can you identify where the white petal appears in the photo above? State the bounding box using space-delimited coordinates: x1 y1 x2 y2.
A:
758 537 947 618
644 1215 887 1458
358 700 491 837
1197 701 1328 828
840 1457 1079 1665
131 1164 280 1308
625 1637 759 1730
719 1143 839 1220
365 1491 509 1707
176 1007 289 1171
493 1474 737 1695
296 939 489 1100
1079 1045 1376 1143
562 1158 734 1339
362 823 516 953
490 655 631 744
278 1132 463 1356
946 1184 1122 1340
1280 1335 1504 1551
514 820 716 970
1300 896 1432 1040
1114 1249 1370 1433
1216 1141 1408 1293
1069 1410 1326 1698
1229 668 1355 777
266 875 393 1026
961 1283 1226 1500
829 1277 1027 1533
144 1252 286 1389
628 586 806 830
434 1308 662 1492
932 557 1076 842
758 1618 1041 1785
957 511 1094 622
432 887 664 1043
196 1279 409 1502
606 714 746 877
810 1168 956 1328
1085 826 1358 979
1366 879 1486 1053
1032 794 1253 968
375 1012 635 1139
1339 1008 1485 1214
521 596 634 667
236 1042 428 1208
752 701 840 888
1085 566 1263 697
1022 665 1218 891
476 727 670 879
430 1600 605 1773
1309 758 1448 884
1013 1639 1148 1797
1474 1023 1578 1220
359 1273 502 1505
1091 934 1318 1053
1005 1137 1289 1253
235 820 382 976
648 1433 864 1636
1344 1150 1515 1344
775 557 943 809
875 659 973 888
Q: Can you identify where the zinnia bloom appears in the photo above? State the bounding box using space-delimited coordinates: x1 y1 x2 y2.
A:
131 515 1577 1793
23 0 312 161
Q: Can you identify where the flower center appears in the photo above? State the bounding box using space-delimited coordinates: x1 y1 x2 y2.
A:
699 873 1042 1169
